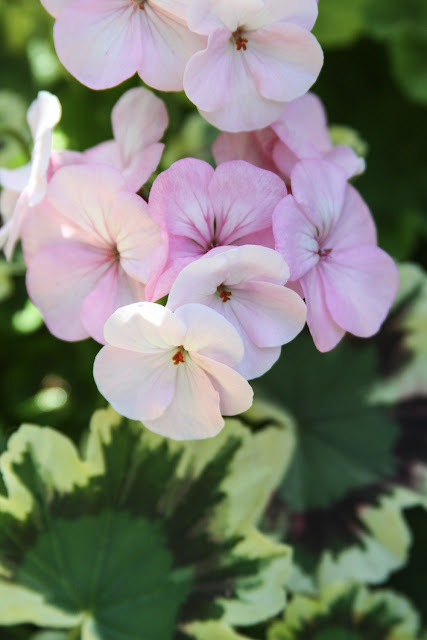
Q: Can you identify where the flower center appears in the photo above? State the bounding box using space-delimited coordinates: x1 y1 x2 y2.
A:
134 0 145 8
232 28 248 51
217 285 232 303
317 247 332 259
172 347 185 365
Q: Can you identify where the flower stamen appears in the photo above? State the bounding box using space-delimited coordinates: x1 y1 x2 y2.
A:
232 29 248 51
318 247 332 259
172 347 185 365
217 285 232 302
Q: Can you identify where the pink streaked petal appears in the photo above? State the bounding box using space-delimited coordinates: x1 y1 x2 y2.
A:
326 184 377 251
149 158 214 243
301 267 346 352
247 24 323 103
176 303 244 367
103 302 185 352
93 346 176 420
107 191 161 283
209 161 287 245
26 242 108 341
325 145 366 179
112 87 168 156
137 3 206 91
143 357 225 440
20 200 80 262
247 0 319 31
53 0 143 90
234 226 276 250
271 142 299 180
47 165 126 246
273 194 319 281
188 0 263 34
80 263 146 344
322 246 400 339
145 251 199 303
291 159 347 236
193 354 254 412
233 280 306 347
212 129 279 173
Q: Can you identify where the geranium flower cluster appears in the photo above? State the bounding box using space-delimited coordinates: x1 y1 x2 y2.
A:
0 0 399 441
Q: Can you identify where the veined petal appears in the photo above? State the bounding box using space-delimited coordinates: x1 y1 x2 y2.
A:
138 3 206 91
193 354 254 412
322 246 400 339
326 184 377 250
103 302 186 353
209 161 287 245
291 159 347 236
301 267 346 352
143 357 225 440
273 194 319 281
247 23 323 103
176 303 244 367
93 346 176 420
53 0 143 89
26 242 109 341
80 263 146 344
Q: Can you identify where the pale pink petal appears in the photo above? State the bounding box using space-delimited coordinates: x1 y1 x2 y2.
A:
232 280 306 347
212 129 279 173
188 0 263 34
93 346 176 420
84 141 122 171
322 246 400 339
209 161 287 245
301 267 346 352
193 353 254 412
112 87 168 153
53 0 143 90
40 0 73 17
25 242 108 341
272 93 331 155
271 142 299 179
273 194 319 281
247 0 319 31
49 149 85 174
138 4 206 91
325 146 366 179
167 252 229 309
184 30 287 132
80 263 146 344
47 165 126 244
20 200 80 262
176 303 244 367
216 244 290 286
2 193 32 260
143 357 225 440
247 23 323 103
102 302 185 353
326 184 377 250
291 159 347 235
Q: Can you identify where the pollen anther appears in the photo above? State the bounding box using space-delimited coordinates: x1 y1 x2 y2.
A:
172 347 185 365
232 29 248 51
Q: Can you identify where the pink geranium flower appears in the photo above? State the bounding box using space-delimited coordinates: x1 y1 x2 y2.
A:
93 302 253 440
84 87 168 192
145 158 287 302
184 0 323 131
273 159 400 352
167 245 307 379
49 0 205 91
212 93 365 181
0 91 61 259
21 164 161 343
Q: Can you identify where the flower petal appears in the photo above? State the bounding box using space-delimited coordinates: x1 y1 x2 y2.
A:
194 353 254 412
212 128 279 173
301 267 346 352
326 184 377 250
322 246 400 339
247 0 319 31
93 346 176 420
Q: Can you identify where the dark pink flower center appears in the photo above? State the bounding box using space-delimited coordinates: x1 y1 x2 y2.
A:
232 28 248 51
318 247 332 259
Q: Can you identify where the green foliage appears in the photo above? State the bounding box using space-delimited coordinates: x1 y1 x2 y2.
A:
0 408 291 639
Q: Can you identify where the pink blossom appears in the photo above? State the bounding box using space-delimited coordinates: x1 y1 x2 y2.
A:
212 93 365 181
184 0 323 132
50 0 205 91
273 159 399 352
167 245 307 379
21 164 161 343
84 87 168 192
93 301 253 439
0 91 61 259
145 158 287 302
